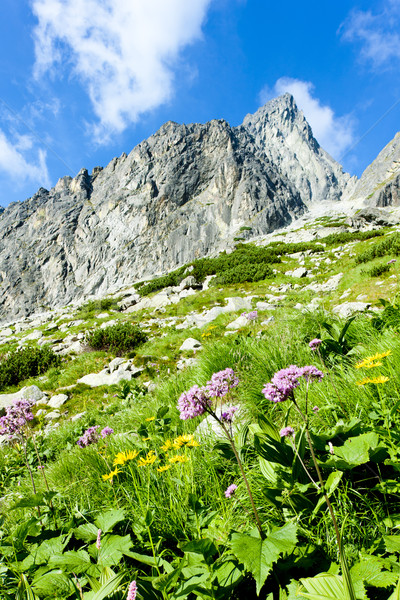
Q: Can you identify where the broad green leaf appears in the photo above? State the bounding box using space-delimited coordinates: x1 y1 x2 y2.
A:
325 433 380 469
180 538 217 563
259 457 280 485
152 559 184 593
49 550 92 575
94 509 125 533
214 559 243 589
254 433 294 467
85 571 125 600
313 472 343 515
31 570 74 596
124 550 174 573
17 574 39 600
97 534 132 567
257 414 281 441
297 574 348 600
384 535 400 554
388 575 400 600
351 556 398 588
74 522 99 542
31 534 71 565
231 522 297 595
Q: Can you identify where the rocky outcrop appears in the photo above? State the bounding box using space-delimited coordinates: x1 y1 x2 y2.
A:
345 132 400 207
0 95 354 322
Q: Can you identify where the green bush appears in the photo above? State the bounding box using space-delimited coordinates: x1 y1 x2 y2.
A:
372 298 400 331
355 233 400 264
213 263 275 285
86 322 147 355
76 297 121 318
366 263 391 278
0 345 61 390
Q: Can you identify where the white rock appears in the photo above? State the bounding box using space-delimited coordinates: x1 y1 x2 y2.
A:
332 302 371 319
22 330 43 342
58 341 84 355
224 297 253 312
100 319 118 329
45 410 60 420
176 357 198 370
202 275 216 291
96 313 110 319
48 394 68 409
291 267 308 278
226 316 248 329
179 275 197 291
256 302 277 311
71 412 86 421
109 357 126 372
179 337 202 351
1 328 13 337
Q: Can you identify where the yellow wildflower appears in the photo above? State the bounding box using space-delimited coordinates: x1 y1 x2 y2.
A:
113 450 139 466
356 376 390 386
138 450 157 467
146 417 155 422
161 439 174 452
102 467 120 481
356 350 392 369
173 434 200 449
157 465 172 473
168 455 190 464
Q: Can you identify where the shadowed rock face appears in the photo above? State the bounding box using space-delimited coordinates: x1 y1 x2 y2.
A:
0 94 351 322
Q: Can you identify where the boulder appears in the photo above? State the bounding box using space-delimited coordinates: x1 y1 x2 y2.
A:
226 316 248 330
179 338 202 351
291 267 308 278
332 302 371 319
48 394 68 409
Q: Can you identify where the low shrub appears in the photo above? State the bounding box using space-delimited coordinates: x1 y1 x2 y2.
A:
0 345 61 390
76 297 121 318
372 298 400 331
86 322 147 355
366 263 391 278
355 232 400 264
213 262 275 285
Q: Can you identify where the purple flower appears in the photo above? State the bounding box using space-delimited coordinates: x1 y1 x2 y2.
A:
300 365 324 382
206 368 239 398
96 529 102 550
312 406 319 412
0 398 35 438
241 310 258 321
309 338 322 350
177 385 211 420
388 259 396 264
101 426 114 438
279 426 295 438
127 581 137 600
224 484 238 498
262 365 324 403
77 426 101 448
221 406 238 423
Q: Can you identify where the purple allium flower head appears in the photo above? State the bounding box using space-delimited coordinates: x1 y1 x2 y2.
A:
96 529 102 550
224 483 238 498
206 368 239 398
0 398 35 438
312 406 319 412
127 580 137 600
177 385 211 420
309 338 322 350
279 426 295 438
221 406 238 423
388 259 396 264
300 365 324 382
101 426 114 438
77 425 101 448
262 365 323 403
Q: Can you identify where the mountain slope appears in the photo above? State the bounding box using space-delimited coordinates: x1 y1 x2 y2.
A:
0 95 353 321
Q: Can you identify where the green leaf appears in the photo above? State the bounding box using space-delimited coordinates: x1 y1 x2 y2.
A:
351 556 398 588
231 522 297 595
95 509 126 533
97 534 132 567
388 575 400 600
384 535 400 553
74 523 99 542
180 538 217 563
17 574 39 600
49 550 92 575
254 433 294 467
31 570 75 596
313 472 343 515
325 433 380 470
85 571 125 600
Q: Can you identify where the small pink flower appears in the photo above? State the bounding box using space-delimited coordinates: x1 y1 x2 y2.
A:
312 406 319 412
279 426 295 438
96 529 102 550
224 484 238 498
309 338 322 350
127 580 137 600
328 441 334 455
388 259 396 264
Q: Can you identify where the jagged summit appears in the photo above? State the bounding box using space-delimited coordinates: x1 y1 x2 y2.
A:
345 131 400 207
0 94 395 322
242 93 353 205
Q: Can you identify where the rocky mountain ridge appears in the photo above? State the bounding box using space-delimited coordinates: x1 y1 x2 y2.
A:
0 93 397 322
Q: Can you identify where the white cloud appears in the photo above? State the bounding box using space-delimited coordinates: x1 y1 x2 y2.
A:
0 130 50 188
260 77 356 159
340 1 400 68
31 0 213 141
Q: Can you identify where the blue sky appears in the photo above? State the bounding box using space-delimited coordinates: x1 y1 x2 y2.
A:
0 0 399 207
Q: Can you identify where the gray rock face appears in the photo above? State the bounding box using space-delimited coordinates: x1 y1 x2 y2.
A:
0 94 353 322
345 132 400 207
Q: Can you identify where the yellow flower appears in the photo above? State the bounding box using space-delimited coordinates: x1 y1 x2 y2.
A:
113 450 139 466
161 439 174 452
168 455 190 464
356 350 392 369
138 450 157 467
157 465 172 473
356 376 390 386
146 417 155 422
173 434 200 449
102 467 120 481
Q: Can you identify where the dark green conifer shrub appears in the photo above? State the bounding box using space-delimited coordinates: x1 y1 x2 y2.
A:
0 345 61 389
86 322 147 355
